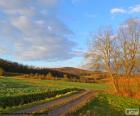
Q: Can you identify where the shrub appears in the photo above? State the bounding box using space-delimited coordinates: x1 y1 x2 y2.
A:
114 77 140 98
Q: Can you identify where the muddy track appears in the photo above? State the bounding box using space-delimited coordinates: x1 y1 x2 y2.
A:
8 90 95 116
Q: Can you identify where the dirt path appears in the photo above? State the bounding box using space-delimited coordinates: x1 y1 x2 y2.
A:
45 90 95 116
10 90 95 116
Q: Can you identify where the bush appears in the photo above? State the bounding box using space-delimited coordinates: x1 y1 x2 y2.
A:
114 77 140 98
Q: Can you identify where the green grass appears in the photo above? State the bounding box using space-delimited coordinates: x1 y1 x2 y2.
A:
0 77 50 97
0 77 107 95
0 91 77 113
71 93 140 116
0 77 107 113
0 77 107 97
1 77 140 116
0 76 108 99
12 77 108 90
0 77 34 88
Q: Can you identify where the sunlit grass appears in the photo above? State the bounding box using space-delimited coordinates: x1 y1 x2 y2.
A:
13 77 108 90
70 93 140 116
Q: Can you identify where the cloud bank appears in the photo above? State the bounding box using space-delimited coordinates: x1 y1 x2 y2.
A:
0 0 76 61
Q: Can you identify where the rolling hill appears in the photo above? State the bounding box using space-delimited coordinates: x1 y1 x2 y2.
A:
0 58 79 78
53 67 93 76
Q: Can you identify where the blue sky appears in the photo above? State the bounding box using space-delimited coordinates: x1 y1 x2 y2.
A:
0 0 140 68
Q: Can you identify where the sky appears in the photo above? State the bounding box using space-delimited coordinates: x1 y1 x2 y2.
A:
0 0 140 68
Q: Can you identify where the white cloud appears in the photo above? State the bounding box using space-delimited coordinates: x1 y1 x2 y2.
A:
130 4 140 13
111 4 140 14
110 8 126 14
0 0 76 61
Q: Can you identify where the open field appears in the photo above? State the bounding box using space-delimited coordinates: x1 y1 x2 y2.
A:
9 77 108 90
0 1 139 115
0 77 107 114
0 78 48 97
1 77 140 116
0 77 79 112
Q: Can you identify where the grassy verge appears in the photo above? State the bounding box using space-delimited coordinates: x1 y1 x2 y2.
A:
70 94 140 116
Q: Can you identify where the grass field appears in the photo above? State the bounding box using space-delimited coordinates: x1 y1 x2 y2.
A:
0 77 107 113
0 76 108 99
0 77 107 100
1 77 107 90
71 93 140 116
0 78 48 97
1 77 140 116
0 77 108 98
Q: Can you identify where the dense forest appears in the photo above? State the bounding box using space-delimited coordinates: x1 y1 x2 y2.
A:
0 58 78 78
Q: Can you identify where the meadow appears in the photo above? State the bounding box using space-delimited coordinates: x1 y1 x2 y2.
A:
1 77 140 115
15 77 108 90
0 78 48 97
0 77 107 113
0 77 107 99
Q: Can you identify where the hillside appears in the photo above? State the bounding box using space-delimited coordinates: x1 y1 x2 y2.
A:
53 67 93 76
0 58 108 82
0 58 78 78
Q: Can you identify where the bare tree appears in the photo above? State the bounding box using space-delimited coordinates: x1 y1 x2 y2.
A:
111 41 122 75
86 28 118 92
118 18 140 77
86 18 140 93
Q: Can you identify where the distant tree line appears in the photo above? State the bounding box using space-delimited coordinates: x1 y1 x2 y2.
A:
0 58 78 78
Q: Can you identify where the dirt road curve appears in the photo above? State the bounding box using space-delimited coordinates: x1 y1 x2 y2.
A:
45 90 95 116
11 90 95 116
